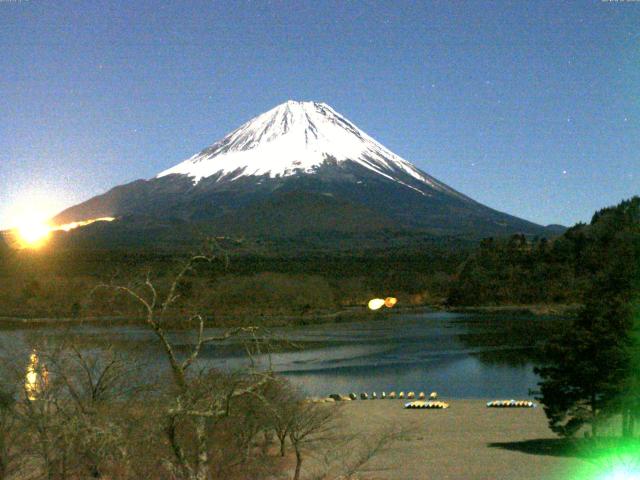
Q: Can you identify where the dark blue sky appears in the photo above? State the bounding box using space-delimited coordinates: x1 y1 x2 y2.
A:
1 0 638 228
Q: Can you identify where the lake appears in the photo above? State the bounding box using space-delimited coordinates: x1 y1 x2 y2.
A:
4 310 567 399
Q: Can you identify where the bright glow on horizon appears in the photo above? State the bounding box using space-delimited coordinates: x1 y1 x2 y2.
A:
9 216 115 249
11 206 53 248
16 218 52 248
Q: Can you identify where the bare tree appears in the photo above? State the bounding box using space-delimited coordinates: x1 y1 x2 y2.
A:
256 377 300 457
1 341 142 480
288 401 339 480
17 349 67 480
336 427 406 480
49 344 143 478
98 254 272 480
0 381 23 478
303 425 409 480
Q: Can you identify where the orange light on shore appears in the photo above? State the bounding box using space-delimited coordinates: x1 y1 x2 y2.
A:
368 298 385 310
368 297 398 311
384 297 398 308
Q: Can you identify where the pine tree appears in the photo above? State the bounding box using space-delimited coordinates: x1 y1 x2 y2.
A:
535 197 640 438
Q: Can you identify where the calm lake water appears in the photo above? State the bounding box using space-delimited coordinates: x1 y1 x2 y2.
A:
5 310 566 399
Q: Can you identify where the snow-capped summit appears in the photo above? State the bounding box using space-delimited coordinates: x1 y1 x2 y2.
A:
157 100 454 197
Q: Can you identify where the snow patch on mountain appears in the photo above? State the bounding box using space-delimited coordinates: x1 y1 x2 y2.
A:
157 100 454 196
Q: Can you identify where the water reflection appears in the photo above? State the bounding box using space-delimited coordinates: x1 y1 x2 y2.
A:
196 311 566 398
24 350 48 400
282 355 540 399
8 311 569 399
455 314 567 366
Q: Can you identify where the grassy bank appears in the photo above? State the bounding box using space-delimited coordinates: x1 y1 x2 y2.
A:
0 305 397 330
444 303 582 316
0 302 576 332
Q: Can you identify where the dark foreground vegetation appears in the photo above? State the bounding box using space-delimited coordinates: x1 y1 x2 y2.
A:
0 257 401 480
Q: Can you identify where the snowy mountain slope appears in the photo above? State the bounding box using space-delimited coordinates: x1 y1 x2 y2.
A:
157 100 463 199
54 100 552 242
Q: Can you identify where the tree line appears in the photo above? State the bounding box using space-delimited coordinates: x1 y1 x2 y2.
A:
533 197 640 438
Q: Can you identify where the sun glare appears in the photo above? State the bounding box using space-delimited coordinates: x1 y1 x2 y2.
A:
15 217 52 248
8 214 116 249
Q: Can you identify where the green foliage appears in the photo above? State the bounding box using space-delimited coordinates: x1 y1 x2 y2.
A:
0 243 467 318
210 273 336 313
534 196 640 437
535 312 630 436
447 233 581 306
447 198 640 306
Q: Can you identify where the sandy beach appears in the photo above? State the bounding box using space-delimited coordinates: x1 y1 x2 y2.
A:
328 399 589 480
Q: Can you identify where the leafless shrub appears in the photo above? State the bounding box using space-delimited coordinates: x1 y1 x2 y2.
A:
96 253 277 480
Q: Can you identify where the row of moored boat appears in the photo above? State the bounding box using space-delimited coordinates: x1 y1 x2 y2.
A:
329 391 439 401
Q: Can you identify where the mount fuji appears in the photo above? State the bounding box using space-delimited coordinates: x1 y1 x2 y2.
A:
54 100 554 246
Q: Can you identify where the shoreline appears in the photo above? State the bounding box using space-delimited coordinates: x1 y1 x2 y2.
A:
442 303 581 316
0 303 576 329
